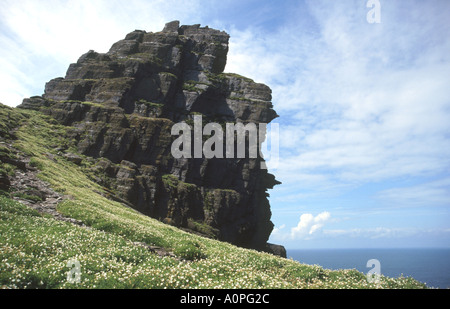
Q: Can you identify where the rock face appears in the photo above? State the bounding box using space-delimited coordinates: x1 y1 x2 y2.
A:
19 21 283 256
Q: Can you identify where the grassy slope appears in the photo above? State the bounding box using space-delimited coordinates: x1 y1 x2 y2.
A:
0 103 427 289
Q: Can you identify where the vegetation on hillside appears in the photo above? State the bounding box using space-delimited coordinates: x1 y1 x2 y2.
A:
0 103 427 289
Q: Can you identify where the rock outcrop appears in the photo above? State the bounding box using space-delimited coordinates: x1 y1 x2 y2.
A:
18 21 283 256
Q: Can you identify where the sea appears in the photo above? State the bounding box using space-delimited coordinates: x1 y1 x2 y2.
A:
287 248 450 289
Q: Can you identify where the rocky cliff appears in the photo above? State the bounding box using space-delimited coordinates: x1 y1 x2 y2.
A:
18 21 284 256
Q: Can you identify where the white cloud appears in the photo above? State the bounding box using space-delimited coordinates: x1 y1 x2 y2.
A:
0 0 204 106
376 178 450 208
290 211 331 239
270 211 332 242
270 212 450 247
323 227 450 241
227 0 450 195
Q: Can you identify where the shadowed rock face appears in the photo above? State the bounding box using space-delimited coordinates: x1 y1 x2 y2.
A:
19 21 284 256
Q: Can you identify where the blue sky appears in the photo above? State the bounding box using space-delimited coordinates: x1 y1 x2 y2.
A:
1 0 449 249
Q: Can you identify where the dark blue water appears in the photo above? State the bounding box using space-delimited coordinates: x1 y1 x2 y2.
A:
288 248 450 289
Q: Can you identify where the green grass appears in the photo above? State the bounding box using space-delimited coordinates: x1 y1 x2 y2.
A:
0 162 16 177
0 104 27 139
0 103 428 289
173 240 207 261
29 157 44 170
1 194 426 289
10 192 43 203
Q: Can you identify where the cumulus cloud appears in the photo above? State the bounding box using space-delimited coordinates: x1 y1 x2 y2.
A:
290 211 331 239
270 212 332 241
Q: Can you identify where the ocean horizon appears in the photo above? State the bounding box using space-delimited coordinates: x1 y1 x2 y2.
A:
287 248 450 289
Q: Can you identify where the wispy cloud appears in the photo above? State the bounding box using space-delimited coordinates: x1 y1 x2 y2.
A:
272 223 450 246
323 227 450 241
228 0 450 190
0 0 203 106
228 1 450 247
376 177 450 208
270 214 423 242
1 0 449 248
